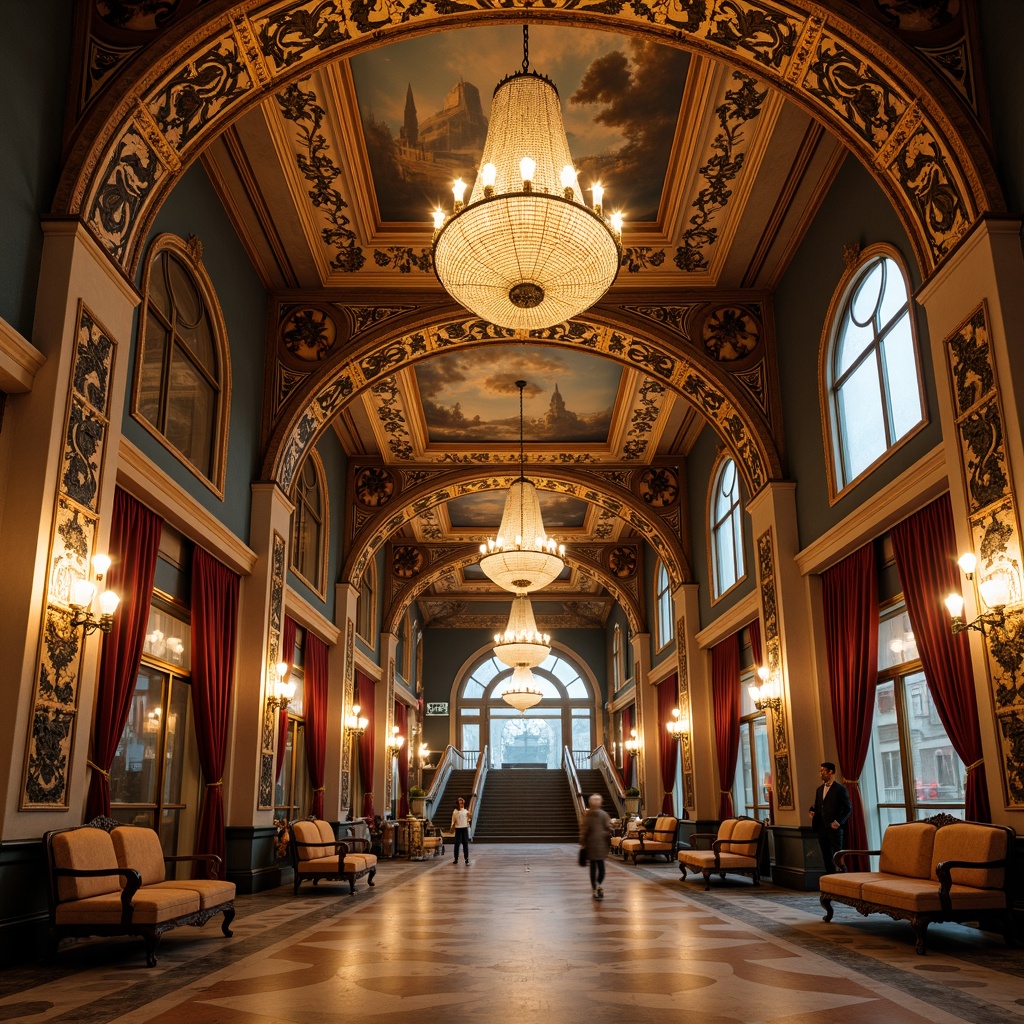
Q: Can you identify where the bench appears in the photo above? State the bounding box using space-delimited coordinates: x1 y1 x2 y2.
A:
44 822 235 966
288 817 377 895
677 816 766 890
819 814 1016 954
618 815 680 864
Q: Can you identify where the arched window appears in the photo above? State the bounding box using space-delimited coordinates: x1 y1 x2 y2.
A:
290 452 327 597
824 249 924 496
655 561 674 648
612 624 623 690
133 234 229 493
357 561 376 645
710 456 744 599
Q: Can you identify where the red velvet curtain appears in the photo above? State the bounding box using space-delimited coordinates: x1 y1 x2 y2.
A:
890 494 991 822
303 631 329 819
657 674 679 814
191 547 240 879
712 633 741 818
821 545 878 869
275 616 296 784
86 489 163 819
394 701 410 817
621 704 635 790
356 670 375 819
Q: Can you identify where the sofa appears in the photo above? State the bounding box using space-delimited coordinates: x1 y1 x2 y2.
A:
288 817 377 895
677 816 766 890
618 816 680 864
44 822 235 966
819 814 1016 954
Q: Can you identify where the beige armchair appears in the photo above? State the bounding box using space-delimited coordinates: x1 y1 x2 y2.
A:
289 817 377 895
677 816 766 890
619 815 680 864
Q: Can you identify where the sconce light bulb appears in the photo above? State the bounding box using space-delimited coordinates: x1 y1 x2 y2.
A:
957 552 977 577
92 553 112 577
944 593 965 619
98 589 120 616
757 665 770 682
481 162 497 188
69 578 96 610
519 156 536 185
452 178 467 204
276 661 289 679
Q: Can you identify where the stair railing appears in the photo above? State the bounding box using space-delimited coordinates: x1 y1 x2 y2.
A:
424 744 460 823
590 744 626 819
467 745 488 839
562 746 585 824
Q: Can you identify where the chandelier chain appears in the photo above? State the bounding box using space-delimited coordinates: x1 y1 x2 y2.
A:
522 23 529 73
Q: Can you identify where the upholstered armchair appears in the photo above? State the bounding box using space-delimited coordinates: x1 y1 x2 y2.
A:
619 815 680 864
677 816 766 890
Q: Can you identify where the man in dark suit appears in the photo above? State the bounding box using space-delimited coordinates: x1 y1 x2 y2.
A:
809 761 852 874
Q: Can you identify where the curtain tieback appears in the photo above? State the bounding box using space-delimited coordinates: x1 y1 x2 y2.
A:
86 759 110 778
843 778 860 786
313 786 326 793
207 779 224 787
966 758 984 772
720 790 731 795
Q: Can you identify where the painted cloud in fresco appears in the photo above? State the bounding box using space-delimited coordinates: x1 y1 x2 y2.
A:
447 491 588 529
414 345 621 443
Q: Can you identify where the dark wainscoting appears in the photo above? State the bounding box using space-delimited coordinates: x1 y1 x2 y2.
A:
0 837 50 964
767 825 824 890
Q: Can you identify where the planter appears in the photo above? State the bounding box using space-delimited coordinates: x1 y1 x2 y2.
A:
624 796 641 817
410 797 426 818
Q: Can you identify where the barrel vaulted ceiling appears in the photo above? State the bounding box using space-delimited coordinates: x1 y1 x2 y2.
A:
73 2 988 631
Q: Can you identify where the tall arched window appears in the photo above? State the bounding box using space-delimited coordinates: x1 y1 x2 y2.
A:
455 649 596 769
710 456 744 599
612 624 623 691
133 234 230 493
655 561 674 648
357 561 376 645
290 452 327 597
823 248 924 497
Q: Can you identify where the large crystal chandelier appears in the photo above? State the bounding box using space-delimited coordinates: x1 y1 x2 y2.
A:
494 594 551 669
431 26 622 331
479 380 565 593
501 664 544 713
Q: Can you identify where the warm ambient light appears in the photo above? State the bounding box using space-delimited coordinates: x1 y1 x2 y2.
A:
624 728 640 753
389 726 405 752
268 660 297 711
68 553 120 635
748 666 781 712
493 594 551 669
501 664 543 712
479 381 565 594
666 707 688 736
346 704 368 733
430 25 621 329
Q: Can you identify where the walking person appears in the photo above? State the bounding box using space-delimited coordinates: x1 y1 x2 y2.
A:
809 761 852 874
451 796 470 865
579 793 612 899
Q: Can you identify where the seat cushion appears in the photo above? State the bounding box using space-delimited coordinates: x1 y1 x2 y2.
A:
861 878 1007 913
148 878 235 910
878 821 935 878
716 819 738 842
729 819 762 850
297 855 340 874
291 820 335 860
52 829 122 901
653 816 678 839
111 827 166 887
819 871 899 900
930 823 1007 889
678 850 716 869
54 886 200 925
714 853 757 869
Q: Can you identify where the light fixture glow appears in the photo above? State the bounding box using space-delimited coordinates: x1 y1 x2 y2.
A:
493 594 551 668
501 664 543 712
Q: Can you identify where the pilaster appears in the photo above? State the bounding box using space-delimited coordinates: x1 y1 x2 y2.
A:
629 631 653 814
380 631 398 814
336 583 358 820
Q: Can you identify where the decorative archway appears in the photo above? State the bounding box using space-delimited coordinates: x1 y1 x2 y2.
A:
58 2 1000 281
264 309 779 501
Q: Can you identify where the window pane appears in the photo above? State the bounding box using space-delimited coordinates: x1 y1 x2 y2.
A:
881 313 922 440
166 349 215 474
878 608 918 671
850 259 884 325
903 672 965 805
144 605 191 671
877 258 908 330
138 315 167 425
564 678 588 698
715 522 737 593
461 723 480 754
110 667 164 807
753 717 770 813
837 355 886 481
166 254 203 332
161 678 189 808
835 317 874 377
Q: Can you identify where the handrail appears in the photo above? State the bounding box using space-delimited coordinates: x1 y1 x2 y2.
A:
590 744 626 819
424 744 460 823
467 745 488 840
562 746 585 824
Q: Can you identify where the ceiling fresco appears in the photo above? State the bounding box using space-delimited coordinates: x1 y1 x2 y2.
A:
349 25 690 224
446 491 589 530
414 344 622 445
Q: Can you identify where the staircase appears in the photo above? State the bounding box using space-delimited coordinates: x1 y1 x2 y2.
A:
575 768 617 814
430 769 477 824
473 768 579 842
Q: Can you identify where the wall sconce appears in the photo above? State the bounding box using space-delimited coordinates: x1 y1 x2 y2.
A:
346 704 368 734
946 552 1024 676
624 728 641 754
267 661 296 712
418 743 430 763
388 726 405 754
748 665 781 712
69 554 120 635
666 707 688 737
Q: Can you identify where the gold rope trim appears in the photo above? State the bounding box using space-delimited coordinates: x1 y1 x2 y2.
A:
86 759 110 778
844 778 860 786
206 779 223 787
313 786 326 792
966 758 984 772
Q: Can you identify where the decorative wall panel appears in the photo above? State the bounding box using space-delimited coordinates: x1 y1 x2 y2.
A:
259 531 287 810
675 618 695 812
22 306 115 809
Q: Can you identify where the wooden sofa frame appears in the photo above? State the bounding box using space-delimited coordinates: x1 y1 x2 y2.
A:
44 824 235 967
288 824 377 895
819 814 1016 954
677 816 767 890
620 816 681 864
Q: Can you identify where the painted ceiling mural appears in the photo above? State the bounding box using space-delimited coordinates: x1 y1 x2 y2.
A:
350 26 690 225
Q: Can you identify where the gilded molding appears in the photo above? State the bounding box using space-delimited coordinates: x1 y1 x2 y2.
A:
132 100 182 174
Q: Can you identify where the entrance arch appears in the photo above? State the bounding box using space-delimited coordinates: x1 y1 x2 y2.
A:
58 3 1000 279
452 644 601 769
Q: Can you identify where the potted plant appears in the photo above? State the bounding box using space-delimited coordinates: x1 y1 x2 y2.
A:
624 787 641 817
408 785 427 817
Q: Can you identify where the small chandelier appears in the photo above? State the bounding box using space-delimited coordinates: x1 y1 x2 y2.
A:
479 380 565 593
431 25 622 330
501 664 543 713
494 594 551 668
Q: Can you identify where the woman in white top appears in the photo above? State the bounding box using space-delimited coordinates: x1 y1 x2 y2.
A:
450 797 470 864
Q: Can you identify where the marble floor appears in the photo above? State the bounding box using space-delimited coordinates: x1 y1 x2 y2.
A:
2 845 1022 1024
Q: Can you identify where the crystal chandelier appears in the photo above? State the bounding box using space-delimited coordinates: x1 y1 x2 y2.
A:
479 380 565 593
494 594 551 669
431 26 622 330
501 664 544 713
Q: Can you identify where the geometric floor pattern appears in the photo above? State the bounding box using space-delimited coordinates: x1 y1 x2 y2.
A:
2 844 1021 1023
